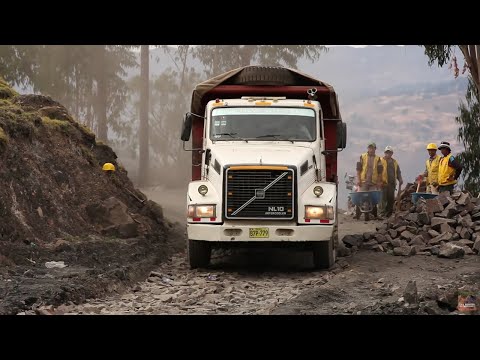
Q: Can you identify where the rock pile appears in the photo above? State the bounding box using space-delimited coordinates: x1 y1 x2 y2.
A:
342 191 480 258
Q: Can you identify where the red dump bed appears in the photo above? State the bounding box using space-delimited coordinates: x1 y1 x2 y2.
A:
188 66 342 182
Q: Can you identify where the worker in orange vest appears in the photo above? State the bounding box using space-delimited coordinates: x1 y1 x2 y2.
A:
419 143 441 194
437 141 463 194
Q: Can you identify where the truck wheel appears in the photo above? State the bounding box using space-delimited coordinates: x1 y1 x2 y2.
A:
188 240 211 269
312 238 336 270
231 66 296 86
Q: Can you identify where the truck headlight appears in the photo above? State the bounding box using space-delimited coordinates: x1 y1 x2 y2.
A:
313 186 323 197
188 205 216 218
198 185 208 196
305 205 334 220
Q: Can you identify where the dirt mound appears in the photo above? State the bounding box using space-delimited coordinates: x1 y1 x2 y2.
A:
0 82 164 246
0 77 184 314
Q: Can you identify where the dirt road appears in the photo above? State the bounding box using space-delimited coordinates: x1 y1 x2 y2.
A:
16 187 479 315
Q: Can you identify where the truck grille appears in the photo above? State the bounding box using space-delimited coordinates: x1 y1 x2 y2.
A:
225 167 295 220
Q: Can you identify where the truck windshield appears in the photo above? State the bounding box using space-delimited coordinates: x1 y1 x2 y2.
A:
210 107 317 142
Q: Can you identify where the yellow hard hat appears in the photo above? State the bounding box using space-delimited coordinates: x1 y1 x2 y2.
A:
426 143 437 150
102 163 116 172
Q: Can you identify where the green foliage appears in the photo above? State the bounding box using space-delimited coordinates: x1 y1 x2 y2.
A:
41 117 73 135
422 45 455 67
456 76 480 195
0 45 137 141
0 126 8 145
0 74 18 99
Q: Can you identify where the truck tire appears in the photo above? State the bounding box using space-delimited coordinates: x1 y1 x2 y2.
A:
231 66 296 86
312 224 337 270
188 240 211 269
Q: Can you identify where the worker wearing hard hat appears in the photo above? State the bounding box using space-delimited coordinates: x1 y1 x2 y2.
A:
355 142 384 219
437 141 463 194
380 146 403 218
419 143 441 194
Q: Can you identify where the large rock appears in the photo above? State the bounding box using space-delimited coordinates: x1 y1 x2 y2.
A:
430 245 441 255
473 239 480 253
145 200 164 224
410 235 426 246
363 232 375 241
405 213 419 223
363 240 378 250
460 214 472 227
431 217 456 231
417 212 430 225
437 194 451 207
429 232 453 245
393 246 415 256
342 235 362 248
440 223 454 234
456 239 475 247
101 223 138 238
375 234 387 244
438 203 457 218
86 197 138 239
400 231 415 241
391 239 403 248
456 192 471 206
336 241 351 257
437 290 459 311
419 231 431 242
425 198 445 214
388 229 398 239
438 243 465 259
460 228 471 240
404 280 418 305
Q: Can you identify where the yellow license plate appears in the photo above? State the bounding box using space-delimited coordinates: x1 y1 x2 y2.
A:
249 228 269 238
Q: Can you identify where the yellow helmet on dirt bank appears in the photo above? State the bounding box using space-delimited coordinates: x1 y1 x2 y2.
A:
426 143 438 150
102 163 116 172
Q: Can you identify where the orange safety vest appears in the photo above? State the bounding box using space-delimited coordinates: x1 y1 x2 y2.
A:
360 153 382 183
425 154 441 185
438 153 457 186
381 157 399 185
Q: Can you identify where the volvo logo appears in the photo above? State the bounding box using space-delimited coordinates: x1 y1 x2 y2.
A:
255 189 265 199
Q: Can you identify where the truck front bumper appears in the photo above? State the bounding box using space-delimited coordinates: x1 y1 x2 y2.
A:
187 222 334 242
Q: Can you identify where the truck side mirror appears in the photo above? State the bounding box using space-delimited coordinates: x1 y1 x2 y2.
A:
336 121 347 149
180 113 193 141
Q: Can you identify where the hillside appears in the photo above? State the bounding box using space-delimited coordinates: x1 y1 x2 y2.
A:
0 77 182 314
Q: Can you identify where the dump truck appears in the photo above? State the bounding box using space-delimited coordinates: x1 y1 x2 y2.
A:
180 66 347 269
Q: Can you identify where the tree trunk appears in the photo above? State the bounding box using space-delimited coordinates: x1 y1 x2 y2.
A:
239 45 255 66
138 45 150 187
476 45 480 94
74 66 80 120
96 45 108 142
460 45 480 95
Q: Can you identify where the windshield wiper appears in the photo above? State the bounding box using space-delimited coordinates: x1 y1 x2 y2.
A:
255 134 295 143
215 133 248 142
255 134 282 140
